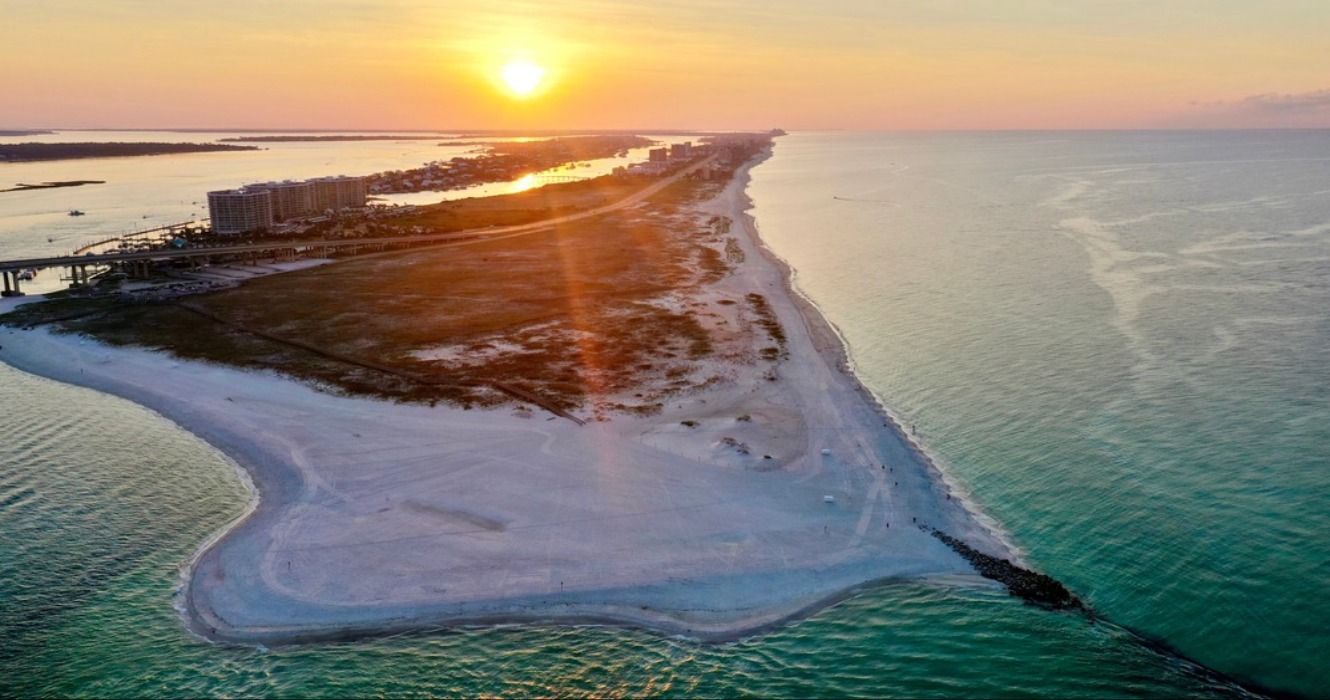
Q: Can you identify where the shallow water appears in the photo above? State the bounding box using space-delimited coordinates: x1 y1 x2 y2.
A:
3 131 1328 697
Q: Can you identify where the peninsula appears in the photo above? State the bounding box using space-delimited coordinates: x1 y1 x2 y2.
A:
0 133 1019 644
0 142 258 162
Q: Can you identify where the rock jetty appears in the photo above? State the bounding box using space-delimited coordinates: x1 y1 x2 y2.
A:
927 527 1083 611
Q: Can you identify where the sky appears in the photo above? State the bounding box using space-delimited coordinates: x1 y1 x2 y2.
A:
2 0 1328 131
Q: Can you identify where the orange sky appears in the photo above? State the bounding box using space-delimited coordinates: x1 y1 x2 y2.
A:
2 1 1328 130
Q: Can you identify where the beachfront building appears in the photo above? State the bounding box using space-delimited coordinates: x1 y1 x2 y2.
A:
670 142 693 159
207 174 366 234
245 180 314 222
207 188 273 235
310 175 368 212
649 147 668 163
626 161 670 176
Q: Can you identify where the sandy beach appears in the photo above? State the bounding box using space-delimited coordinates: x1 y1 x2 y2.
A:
0 151 1016 644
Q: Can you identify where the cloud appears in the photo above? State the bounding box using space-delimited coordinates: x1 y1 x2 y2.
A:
1238 89 1330 113
1169 88 1330 128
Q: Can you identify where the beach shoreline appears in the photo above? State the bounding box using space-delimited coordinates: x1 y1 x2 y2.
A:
0 147 1016 645
725 149 1023 565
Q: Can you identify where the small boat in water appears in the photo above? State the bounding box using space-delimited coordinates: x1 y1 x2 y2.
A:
17 269 37 281
68 209 85 216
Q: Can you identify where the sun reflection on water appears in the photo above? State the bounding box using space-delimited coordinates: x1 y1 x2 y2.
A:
510 173 538 193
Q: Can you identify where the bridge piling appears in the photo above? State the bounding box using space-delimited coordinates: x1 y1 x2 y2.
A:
1 271 20 297
67 264 90 288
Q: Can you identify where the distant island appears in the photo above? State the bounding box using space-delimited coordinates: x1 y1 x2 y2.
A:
0 179 105 193
0 129 57 137
0 142 258 163
368 133 653 194
221 135 452 142
446 129 714 138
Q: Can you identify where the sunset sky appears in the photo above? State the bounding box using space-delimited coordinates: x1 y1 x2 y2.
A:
3 0 1328 130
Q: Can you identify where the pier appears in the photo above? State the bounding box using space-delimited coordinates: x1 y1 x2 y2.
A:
72 219 209 256
535 173 589 184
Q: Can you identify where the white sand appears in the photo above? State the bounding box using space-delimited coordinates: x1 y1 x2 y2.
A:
0 152 1015 644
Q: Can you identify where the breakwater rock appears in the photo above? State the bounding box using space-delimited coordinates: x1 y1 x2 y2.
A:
927 527 1083 611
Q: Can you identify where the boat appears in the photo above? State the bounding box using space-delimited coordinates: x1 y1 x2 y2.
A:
68 209 85 216
17 269 36 281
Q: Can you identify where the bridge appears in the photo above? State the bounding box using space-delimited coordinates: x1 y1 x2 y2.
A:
0 229 538 296
0 154 718 297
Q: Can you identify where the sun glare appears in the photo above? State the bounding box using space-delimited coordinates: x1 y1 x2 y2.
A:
510 173 538 192
500 59 546 98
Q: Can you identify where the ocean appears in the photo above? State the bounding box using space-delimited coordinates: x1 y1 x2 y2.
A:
2 131 1327 697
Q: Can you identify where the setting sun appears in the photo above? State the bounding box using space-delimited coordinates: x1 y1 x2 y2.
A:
499 59 546 98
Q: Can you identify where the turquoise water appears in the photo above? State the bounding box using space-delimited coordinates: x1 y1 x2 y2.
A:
748 131 1330 696
3 131 1328 697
